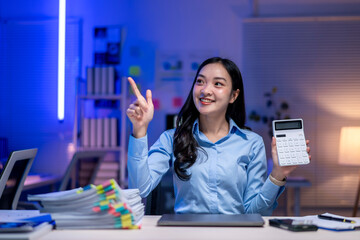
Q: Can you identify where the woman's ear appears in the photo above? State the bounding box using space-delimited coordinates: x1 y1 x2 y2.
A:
229 89 240 103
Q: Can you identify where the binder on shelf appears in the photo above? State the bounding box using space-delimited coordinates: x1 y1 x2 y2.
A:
107 67 115 94
110 118 118 147
103 118 110 147
89 118 97 147
94 67 102 94
81 118 90 147
86 67 94 95
96 118 103 147
101 67 108 95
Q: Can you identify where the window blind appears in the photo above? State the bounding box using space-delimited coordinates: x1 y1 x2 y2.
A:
243 16 360 207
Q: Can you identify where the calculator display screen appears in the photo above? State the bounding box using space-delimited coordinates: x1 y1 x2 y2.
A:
275 120 302 130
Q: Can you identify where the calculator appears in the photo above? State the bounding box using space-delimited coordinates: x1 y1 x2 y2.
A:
272 119 309 166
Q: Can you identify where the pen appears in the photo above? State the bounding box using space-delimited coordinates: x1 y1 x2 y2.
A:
318 214 355 224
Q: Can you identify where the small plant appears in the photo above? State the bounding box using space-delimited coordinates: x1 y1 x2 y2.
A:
248 87 290 139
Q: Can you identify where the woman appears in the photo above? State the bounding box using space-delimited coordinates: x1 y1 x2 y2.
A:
127 57 310 215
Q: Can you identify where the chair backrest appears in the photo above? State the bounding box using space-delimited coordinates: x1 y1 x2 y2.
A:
0 148 37 209
59 151 106 191
145 168 175 215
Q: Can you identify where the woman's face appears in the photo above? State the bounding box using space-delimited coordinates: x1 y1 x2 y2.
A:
192 63 239 118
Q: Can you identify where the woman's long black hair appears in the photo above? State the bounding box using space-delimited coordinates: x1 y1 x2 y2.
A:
173 57 247 181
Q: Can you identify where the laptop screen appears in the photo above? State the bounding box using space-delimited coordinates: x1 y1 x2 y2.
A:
0 155 30 209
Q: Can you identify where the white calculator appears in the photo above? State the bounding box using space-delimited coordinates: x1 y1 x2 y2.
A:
272 119 310 166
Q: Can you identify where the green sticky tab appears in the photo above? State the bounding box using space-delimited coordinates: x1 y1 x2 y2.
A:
129 66 141 76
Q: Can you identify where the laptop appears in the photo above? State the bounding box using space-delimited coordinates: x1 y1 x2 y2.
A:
0 148 37 209
157 213 264 227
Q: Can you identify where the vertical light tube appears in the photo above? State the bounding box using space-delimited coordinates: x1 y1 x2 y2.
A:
58 0 66 121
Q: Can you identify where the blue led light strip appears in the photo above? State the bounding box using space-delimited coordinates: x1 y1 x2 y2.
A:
58 0 66 121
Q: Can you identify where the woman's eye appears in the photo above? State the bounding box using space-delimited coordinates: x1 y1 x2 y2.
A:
215 82 223 87
196 79 203 84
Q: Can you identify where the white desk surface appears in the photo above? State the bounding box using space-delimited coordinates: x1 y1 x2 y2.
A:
41 216 360 240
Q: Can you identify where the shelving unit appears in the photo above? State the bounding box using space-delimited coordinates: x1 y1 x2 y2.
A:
73 75 128 188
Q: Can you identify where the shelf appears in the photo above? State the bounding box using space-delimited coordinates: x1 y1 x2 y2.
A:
76 146 123 152
74 76 129 188
78 94 124 100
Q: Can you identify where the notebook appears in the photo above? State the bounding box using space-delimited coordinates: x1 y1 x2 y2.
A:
157 213 264 227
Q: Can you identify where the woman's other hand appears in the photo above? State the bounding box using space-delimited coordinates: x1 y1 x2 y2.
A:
270 137 311 181
126 77 154 138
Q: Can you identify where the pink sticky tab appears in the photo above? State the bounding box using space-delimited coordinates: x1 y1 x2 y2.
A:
106 190 115 196
93 206 101 212
153 98 160 110
172 97 183 108
102 179 111 187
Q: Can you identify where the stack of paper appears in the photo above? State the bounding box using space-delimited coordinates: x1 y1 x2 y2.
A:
28 179 144 229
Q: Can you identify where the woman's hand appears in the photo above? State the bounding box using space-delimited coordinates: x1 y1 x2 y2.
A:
270 137 311 181
126 77 154 138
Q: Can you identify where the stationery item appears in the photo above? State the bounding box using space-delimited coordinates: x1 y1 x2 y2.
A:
28 179 144 229
0 210 53 240
157 213 264 227
0 210 41 221
318 214 356 224
269 218 318 232
294 213 360 231
0 222 53 240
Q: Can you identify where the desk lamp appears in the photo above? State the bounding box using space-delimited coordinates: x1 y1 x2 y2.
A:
338 127 360 217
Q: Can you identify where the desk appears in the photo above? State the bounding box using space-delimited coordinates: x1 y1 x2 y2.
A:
41 216 360 240
23 174 62 191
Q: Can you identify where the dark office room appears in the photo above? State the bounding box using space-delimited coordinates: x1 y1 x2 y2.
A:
0 1 360 239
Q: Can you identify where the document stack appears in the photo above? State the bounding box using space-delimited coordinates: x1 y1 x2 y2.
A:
28 179 144 229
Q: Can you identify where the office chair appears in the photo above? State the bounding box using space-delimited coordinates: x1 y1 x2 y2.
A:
145 168 175 215
0 148 37 209
145 114 177 215
59 151 106 191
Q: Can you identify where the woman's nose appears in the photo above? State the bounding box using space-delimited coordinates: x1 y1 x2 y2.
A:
201 84 212 95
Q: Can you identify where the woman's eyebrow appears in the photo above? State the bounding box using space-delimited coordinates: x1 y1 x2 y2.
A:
214 77 227 82
198 74 227 82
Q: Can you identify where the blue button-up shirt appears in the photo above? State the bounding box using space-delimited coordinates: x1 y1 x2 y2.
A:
128 119 283 215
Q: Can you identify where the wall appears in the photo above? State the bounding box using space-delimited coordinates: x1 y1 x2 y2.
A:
1 0 360 207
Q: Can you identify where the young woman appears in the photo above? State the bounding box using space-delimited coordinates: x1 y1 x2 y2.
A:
126 57 310 215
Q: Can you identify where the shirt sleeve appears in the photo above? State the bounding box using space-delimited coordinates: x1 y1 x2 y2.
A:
127 131 174 198
243 137 285 216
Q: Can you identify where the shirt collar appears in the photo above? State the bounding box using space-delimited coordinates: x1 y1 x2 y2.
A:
192 118 246 136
